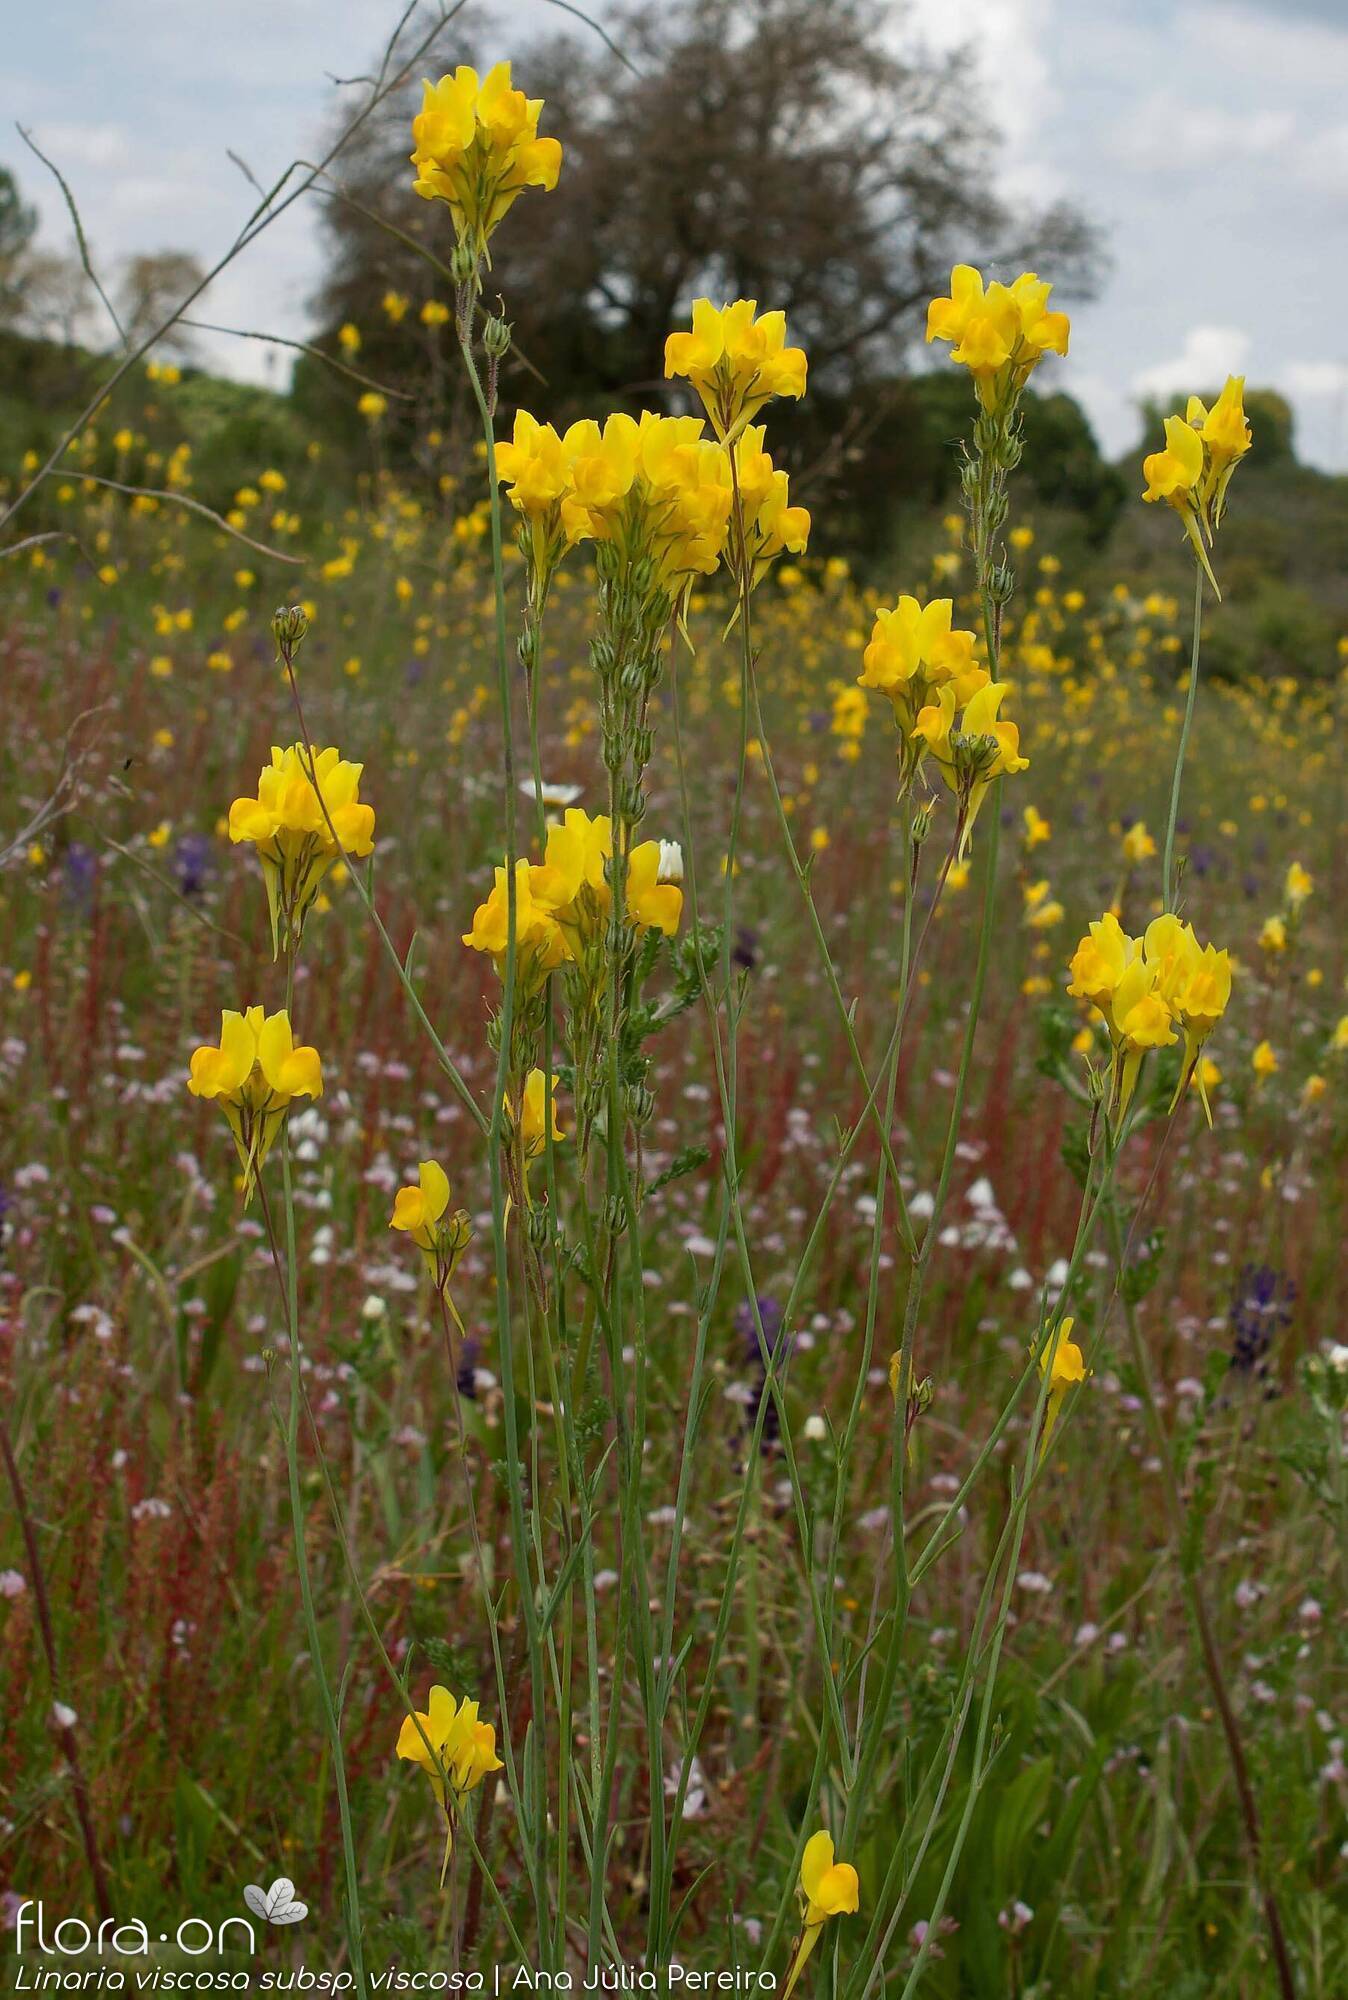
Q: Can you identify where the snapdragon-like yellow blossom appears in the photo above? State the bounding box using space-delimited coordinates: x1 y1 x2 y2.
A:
462 856 570 993
410 63 561 261
664 299 807 441
1121 821 1156 865
229 744 375 957
548 412 734 596
396 1683 504 1880
857 596 987 771
496 410 589 580
187 1007 322 1199
1067 913 1232 1122
1284 860 1313 908
390 1160 472 1299
925 265 1069 411
1142 376 1252 594
729 425 811 587
1034 1315 1089 1462
911 677 1029 848
511 1068 565 1161
782 1830 859 2000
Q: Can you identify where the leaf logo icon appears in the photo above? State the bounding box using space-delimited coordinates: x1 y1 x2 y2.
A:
243 1878 309 1925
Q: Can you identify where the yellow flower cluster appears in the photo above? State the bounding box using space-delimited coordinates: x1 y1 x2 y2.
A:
462 807 684 993
1141 377 1252 595
187 1007 323 1199
663 298 807 441
1067 911 1232 1121
856 595 1027 830
497 410 730 591
409 62 561 259
497 407 809 598
857 596 984 735
229 744 375 957
926 264 1070 411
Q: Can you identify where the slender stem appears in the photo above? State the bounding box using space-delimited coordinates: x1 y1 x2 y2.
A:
0 1413 113 1921
1109 1209 1296 2000
1162 565 1205 912
256 1163 368 2000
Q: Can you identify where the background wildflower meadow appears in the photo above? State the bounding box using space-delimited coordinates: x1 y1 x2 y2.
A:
2 6 1346 1999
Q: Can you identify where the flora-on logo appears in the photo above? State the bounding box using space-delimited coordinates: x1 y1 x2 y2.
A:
14 1898 256 1956
243 1878 308 1926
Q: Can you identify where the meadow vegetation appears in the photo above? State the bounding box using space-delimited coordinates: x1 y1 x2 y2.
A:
2 19 1347 2000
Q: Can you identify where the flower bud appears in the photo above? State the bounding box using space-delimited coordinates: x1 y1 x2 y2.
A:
526 1203 552 1250
271 605 309 655
482 314 512 358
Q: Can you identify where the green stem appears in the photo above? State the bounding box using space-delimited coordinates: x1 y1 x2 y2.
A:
1162 564 1205 912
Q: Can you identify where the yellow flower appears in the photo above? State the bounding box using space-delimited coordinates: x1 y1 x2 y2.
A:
410 63 561 259
338 322 361 356
558 412 734 594
1034 1316 1089 1461
624 839 684 936
187 1007 322 1199
799 1830 860 1926
1284 860 1312 908
1142 414 1204 509
511 1069 565 1161
1067 913 1229 1123
925 265 1069 411
382 290 410 323
664 299 807 442
462 857 569 992
1121 820 1156 865
1186 375 1252 524
357 391 387 422
782 1831 859 2000
730 426 811 585
391 1161 472 1298
1302 1073 1327 1107
858 595 985 762
396 1683 503 1882
1259 915 1287 955
912 678 1028 849
1022 804 1051 847
229 745 375 957
1252 1039 1279 1079
1332 1015 1348 1053
1142 377 1251 594
391 1159 451 1249
528 808 683 959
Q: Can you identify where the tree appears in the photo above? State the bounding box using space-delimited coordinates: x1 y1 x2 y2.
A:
0 166 39 324
308 0 1102 424
115 250 207 357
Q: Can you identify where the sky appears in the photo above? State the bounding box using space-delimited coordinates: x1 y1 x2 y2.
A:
6 0 1348 469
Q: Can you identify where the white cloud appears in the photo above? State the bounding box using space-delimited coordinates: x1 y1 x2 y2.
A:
906 0 1061 200
1121 96 1295 171
1133 326 1252 401
1282 360 1348 397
